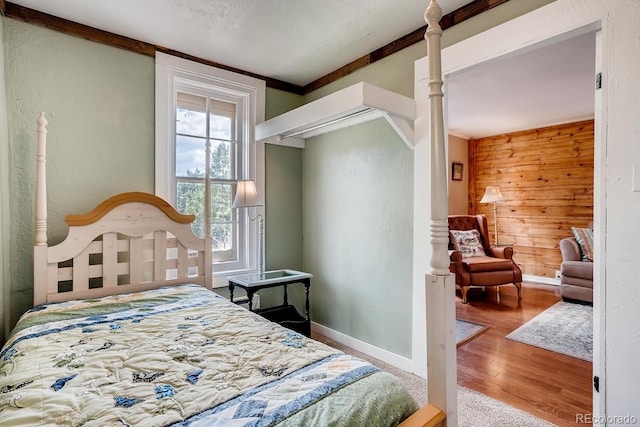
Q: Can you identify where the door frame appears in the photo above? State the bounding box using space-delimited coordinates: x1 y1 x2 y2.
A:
412 0 621 416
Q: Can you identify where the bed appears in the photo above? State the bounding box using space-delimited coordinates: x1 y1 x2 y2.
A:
0 117 439 426
2 281 423 426
1 170 428 426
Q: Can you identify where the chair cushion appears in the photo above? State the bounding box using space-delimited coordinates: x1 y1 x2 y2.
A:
450 230 485 258
571 226 594 262
461 256 514 272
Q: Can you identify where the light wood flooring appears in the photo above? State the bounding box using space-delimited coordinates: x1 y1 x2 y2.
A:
456 282 592 426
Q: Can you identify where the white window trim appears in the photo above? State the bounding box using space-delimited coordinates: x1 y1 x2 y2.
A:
155 52 266 287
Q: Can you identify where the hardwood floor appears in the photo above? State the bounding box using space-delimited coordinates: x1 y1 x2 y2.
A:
456 282 592 426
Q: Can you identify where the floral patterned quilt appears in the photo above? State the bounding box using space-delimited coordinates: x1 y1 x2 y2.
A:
0 284 418 426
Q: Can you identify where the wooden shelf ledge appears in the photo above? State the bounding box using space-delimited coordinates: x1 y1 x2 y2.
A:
256 82 416 149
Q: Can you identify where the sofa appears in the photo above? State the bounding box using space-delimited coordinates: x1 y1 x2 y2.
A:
559 226 593 304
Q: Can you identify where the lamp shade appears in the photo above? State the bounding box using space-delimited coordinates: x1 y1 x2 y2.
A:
480 186 504 204
232 180 263 208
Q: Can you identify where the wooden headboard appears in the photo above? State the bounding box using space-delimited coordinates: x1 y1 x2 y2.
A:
32 114 212 305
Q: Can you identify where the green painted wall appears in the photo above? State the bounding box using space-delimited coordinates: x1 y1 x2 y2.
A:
4 20 155 327
303 120 414 355
1 16 11 342
264 89 304 272
300 0 556 357
2 20 304 328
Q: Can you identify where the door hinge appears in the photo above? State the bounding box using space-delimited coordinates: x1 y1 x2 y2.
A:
594 375 600 392
596 72 602 90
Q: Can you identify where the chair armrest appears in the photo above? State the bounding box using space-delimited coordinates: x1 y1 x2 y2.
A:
449 250 466 276
488 246 514 259
450 250 463 263
560 237 581 262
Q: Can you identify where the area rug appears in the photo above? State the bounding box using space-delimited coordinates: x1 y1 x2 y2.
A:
506 301 592 361
456 319 488 347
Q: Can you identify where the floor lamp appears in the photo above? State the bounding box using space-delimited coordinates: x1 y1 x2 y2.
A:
232 179 264 275
480 186 504 246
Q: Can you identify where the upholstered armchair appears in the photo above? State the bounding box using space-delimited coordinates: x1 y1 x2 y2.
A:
448 214 523 304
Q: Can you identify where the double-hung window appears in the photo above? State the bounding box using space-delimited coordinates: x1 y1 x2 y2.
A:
155 53 265 286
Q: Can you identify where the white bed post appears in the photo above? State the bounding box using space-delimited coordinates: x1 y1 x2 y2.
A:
424 1 457 425
35 112 48 247
34 112 49 305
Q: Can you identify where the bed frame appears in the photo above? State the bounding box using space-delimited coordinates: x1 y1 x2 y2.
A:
30 2 448 425
33 113 212 306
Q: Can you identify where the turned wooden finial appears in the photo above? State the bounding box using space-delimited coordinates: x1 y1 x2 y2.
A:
425 0 443 34
37 111 48 131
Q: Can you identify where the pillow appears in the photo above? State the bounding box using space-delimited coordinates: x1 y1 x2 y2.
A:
572 226 594 262
450 229 485 258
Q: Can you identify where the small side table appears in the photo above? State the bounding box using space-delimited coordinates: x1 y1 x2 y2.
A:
228 269 313 337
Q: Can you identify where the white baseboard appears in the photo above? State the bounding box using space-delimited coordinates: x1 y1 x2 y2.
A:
523 274 560 286
311 322 415 374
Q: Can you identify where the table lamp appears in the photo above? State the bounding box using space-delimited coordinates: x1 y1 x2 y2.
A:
232 179 264 275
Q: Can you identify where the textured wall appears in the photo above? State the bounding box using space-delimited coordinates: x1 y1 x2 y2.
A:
0 16 11 341
264 88 304 276
303 119 414 357
299 0 556 358
5 20 155 327
3 20 305 329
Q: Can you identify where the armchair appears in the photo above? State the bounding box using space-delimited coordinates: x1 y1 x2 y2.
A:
448 215 522 304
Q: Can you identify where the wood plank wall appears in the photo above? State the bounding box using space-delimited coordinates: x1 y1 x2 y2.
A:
468 120 594 279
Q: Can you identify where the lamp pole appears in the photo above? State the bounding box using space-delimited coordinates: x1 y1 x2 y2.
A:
492 201 499 246
480 186 504 246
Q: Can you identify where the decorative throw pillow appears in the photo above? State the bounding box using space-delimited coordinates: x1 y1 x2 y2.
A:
572 226 594 262
450 229 485 258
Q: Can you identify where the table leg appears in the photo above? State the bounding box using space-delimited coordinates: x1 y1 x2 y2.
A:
229 282 235 303
247 289 255 311
283 284 288 306
304 279 310 321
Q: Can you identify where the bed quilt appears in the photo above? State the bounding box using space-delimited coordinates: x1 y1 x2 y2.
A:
0 284 417 426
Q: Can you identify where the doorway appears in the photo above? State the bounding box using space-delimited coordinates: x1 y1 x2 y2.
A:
412 0 615 422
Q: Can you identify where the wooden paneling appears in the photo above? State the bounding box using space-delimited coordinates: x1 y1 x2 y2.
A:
469 120 594 278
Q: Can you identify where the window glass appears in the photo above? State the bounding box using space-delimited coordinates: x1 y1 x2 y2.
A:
175 94 237 258
175 134 206 177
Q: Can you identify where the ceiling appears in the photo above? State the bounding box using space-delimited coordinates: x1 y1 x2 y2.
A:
447 30 596 139
8 0 596 139
9 0 472 86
